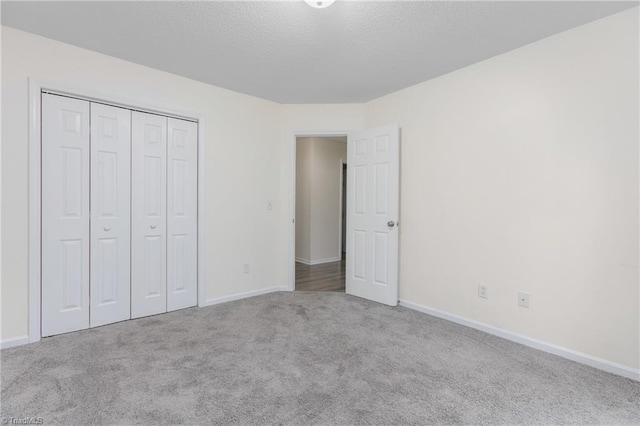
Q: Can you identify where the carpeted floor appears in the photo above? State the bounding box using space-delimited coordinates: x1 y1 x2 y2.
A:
2 291 639 425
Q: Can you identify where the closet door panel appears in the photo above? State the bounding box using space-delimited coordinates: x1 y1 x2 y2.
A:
131 112 168 318
90 103 131 327
42 94 90 337
167 118 198 311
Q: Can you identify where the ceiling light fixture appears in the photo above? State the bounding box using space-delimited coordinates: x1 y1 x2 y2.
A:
304 0 336 9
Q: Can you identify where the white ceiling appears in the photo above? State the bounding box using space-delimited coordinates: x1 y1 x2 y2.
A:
2 1 636 104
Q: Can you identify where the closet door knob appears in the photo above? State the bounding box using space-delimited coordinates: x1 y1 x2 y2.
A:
103 226 111 231
150 224 157 229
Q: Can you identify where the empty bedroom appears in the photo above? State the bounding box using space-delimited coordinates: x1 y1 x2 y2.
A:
1 1 639 424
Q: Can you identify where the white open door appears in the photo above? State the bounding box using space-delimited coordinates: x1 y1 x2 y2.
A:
131 112 168 318
90 103 131 327
346 124 399 306
42 94 91 336
167 118 198 312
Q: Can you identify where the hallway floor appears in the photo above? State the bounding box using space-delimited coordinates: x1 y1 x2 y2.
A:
295 260 345 292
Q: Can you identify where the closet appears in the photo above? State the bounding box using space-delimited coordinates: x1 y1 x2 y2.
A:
41 93 198 337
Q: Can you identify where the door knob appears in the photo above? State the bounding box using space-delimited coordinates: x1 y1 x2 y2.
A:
103 226 111 231
150 224 157 229
387 221 395 228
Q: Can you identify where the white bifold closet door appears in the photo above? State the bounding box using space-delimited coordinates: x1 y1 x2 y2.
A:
130 114 198 318
42 94 91 337
42 95 132 336
90 103 131 327
167 118 198 312
131 112 168 319
42 95 198 334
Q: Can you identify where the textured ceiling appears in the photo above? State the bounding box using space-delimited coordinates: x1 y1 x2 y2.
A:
2 1 636 104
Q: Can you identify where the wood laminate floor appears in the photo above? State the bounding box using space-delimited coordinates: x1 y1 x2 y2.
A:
295 259 345 292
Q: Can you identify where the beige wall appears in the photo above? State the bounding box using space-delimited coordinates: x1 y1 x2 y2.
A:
365 8 639 370
1 27 284 341
295 137 347 264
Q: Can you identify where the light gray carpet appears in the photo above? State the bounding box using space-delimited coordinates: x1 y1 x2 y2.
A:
2 291 639 425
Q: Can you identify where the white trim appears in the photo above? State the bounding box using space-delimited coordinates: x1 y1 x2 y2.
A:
289 134 297 291
28 79 42 344
338 158 345 260
28 78 208 343
295 257 341 266
202 286 288 307
197 118 207 308
310 257 341 265
1 335 30 350
39 84 198 122
289 131 350 291
399 299 640 382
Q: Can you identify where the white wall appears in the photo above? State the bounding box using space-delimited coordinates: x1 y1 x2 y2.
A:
365 8 639 370
295 137 347 264
1 27 284 342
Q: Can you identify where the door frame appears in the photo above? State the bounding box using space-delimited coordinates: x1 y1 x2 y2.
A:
288 131 349 291
338 158 346 261
28 78 207 343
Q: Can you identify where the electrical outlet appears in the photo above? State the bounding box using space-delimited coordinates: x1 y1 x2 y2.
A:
243 263 250 274
478 284 488 299
518 292 530 308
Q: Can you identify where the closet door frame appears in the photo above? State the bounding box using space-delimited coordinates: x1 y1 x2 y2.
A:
27 78 206 344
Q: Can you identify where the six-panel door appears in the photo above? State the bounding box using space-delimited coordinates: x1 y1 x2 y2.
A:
131 111 168 319
42 94 91 336
90 103 132 327
167 118 198 312
346 124 399 306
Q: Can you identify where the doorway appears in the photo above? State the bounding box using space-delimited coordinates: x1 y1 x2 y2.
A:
294 136 347 292
289 124 400 305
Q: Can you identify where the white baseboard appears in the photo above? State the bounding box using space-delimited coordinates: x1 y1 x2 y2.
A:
399 299 640 382
202 286 288 307
1 334 30 350
310 257 341 265
295 257 341 266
